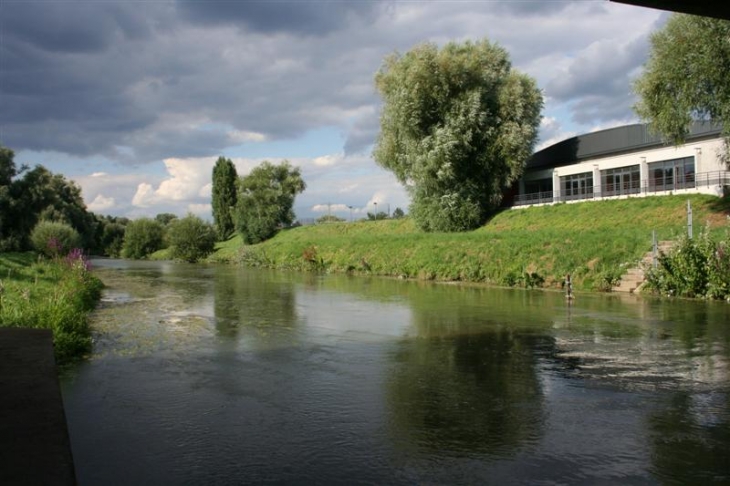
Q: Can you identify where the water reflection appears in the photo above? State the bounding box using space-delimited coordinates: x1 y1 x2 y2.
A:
212 267 300 345
63 261 730 485
650 389 730 484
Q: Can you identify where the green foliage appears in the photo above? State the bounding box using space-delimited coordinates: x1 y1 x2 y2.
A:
234 160 306 244
316 214 345 224
392 207 406 219
121 218 165 259
0 146 95 251
212 156 238 240
644 228 730 300
367 211 389 221
154 213 178 226
166 213 216 263
100 221 126 257
373 39 543 232
30 221 81 257
634 14 730 163
0 252 103 364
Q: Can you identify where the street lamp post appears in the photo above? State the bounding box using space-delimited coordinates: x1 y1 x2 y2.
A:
347 205 354 222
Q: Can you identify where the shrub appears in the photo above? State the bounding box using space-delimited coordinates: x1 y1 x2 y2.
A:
121 218 165 259
166 214 216 263
644 229 730 299
30 220 81 257
316 214 345 224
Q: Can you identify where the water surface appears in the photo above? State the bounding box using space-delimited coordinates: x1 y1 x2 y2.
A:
61 259 730 485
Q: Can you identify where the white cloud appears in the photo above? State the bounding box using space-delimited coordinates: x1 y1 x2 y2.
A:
132 182 156 208
312 153 343 167
227 130 267 143
156 157 215 201
199 183 212 198
312 203 350 213
87 194 115 212
188 203 211 216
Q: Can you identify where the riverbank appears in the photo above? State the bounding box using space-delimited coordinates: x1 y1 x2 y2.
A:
210 194 730 292
0 252 103 364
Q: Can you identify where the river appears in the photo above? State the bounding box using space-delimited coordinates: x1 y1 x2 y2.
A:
60 259 730 485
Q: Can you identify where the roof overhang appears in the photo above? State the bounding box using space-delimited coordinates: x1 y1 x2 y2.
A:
610 1 730 20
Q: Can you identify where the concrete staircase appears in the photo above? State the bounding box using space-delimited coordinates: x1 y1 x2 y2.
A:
612 240 674 293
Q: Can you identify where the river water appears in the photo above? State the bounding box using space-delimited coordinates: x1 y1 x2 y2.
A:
60 259 730 485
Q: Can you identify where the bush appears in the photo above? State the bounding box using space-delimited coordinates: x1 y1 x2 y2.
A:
121 218 165 259
644 229 730 299
316 214 345 224
166 214 216 263
30 220 81 257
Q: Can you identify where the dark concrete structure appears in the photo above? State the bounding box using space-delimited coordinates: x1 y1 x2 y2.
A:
0 328 77 485
611 0 730 20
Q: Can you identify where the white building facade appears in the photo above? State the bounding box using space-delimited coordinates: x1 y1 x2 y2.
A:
512 123 730 207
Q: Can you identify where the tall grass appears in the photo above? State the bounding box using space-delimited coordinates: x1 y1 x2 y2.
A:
0 251 103 364
212 194 730 292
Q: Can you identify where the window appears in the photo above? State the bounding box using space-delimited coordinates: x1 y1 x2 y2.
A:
560 172 593 201
601 165 640 196
648 156 695 192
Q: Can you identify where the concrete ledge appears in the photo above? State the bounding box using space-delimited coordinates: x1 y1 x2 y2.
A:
0 328 76 485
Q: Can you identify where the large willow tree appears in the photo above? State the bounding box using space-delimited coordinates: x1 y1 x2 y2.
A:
373 39 543 232
634 14 730 164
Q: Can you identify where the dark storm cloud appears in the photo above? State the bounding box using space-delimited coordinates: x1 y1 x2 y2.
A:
492 0 574 17
344 109 380 155
546 34 649 102
175 0 383 35
0 0 665 170
1 1 155 54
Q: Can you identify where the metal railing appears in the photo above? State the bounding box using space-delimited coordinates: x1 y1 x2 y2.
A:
513 170 730 207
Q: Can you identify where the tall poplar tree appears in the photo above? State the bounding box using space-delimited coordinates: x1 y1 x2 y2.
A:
211 156 238 240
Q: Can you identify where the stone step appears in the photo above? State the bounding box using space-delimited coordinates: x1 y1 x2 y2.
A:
612 240 675 293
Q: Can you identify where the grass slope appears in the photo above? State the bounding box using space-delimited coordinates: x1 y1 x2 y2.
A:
211 194 730 291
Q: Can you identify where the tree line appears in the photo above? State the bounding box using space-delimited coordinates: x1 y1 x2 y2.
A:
0 144 307 263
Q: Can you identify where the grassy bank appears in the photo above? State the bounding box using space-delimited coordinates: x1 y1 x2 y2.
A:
210 194 730 292
0 252 103 364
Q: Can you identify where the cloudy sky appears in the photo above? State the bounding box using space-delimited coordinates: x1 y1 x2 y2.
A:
0 0 668 220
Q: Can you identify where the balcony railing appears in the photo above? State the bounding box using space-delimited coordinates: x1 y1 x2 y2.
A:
513 170 730 207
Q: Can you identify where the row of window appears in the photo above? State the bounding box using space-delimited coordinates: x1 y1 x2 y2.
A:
525 156 696 199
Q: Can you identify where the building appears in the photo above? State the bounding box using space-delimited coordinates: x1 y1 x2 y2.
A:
512 123 730 207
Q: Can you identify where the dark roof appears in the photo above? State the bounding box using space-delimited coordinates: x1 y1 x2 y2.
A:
610 1 730 21
526 122 722 171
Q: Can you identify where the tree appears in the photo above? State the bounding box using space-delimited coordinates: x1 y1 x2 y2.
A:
373 39 543 232
166 214 216 263
121 218 165 259
392 207 405 219
2 161 94 251
316 214 345 224
0 146 18 250
30 221 81 257
155 213 178 226
234 161 306 244
212 156 238 240
366 211 388 221
634 14 730 163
